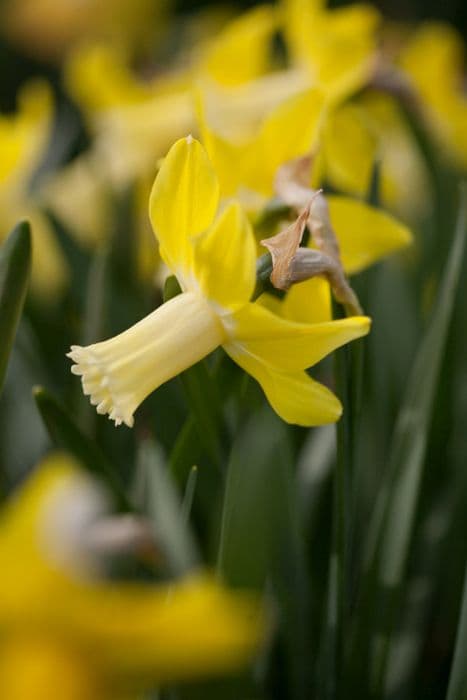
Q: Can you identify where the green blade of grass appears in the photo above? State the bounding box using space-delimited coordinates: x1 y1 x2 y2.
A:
318 321 365 699
34 386 130 510
446 559 467 700
217 409 313 699
217 409 293 590
366 185 467 696
135 440 199 576
0 221 31 395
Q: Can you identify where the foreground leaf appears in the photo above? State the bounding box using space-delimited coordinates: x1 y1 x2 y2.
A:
0 222 31 394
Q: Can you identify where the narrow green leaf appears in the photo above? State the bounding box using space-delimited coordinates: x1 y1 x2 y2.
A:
181 465 198 524
136 439 199 576
0 221 31 394
33 386 130 510
217 409 293 590
365 185 467 695
82 246 111 346
446 558 467 700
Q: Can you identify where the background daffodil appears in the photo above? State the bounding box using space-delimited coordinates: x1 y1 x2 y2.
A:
69 136 370 428
0 453 265 699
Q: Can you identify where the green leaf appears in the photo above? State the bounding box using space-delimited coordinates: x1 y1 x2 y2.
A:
33 386 130 510
217 409 293 590
0 221 31 394
135 439 199 576
364 185 467 696
446 559 467 700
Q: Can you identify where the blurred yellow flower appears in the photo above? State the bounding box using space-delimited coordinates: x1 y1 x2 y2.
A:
399 22 467 169
283 0 381 103
65 44 194 186
0 453 265 698
198 86 326 201
69 137 369 428
0 81 67 298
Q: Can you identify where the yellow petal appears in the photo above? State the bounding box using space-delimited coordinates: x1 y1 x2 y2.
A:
322 102 377 196
0 454 100 597
200 5 277 86
399 22 463 101
0 636 103 700
259 277 332 324
327 195 413 274
197 99 248 197
63 576 265 683
193 201 257 308
253 88 326 195
282 277 332 323
226 345 342 425
226 303 370 372
149 136 219 280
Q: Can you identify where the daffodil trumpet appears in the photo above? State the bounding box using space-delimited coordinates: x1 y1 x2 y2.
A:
69 137 370 429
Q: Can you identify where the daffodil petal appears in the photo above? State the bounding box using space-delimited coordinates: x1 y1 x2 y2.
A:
327 195 413 274
149 136 219 280
226 303 370 372
254 88 325 195
282 277 332 323
259 277 332 324
225 345 342 425
193 201 256 308
200 5 277 87
63 576 264 682
0 636 102 700
322 102 377 196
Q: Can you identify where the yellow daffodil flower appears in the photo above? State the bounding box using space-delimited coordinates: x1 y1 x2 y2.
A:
283 0 381 104
198 86 326 202
65 44 194 186
0 453 265 698
399 22 467 169
197 4 278 87
0 81 67 298
69 136 370 428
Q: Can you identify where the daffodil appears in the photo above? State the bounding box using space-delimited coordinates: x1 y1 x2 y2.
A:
399 22 467 169
0 453 264 698
0 81 67 298
65 44 194 186
283 0 381 104
69 136 370 428
198 86 326 202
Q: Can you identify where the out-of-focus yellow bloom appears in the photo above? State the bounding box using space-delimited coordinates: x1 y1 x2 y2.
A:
320 93 429 217
0 453 265 698
0 81 66 298
1 0 169 61
321 101 378 197
283 0 381 103
69 137 369 428
65 44 194 186
198 87 325 201
197 4 278 87
399 22 467 169
324 195 412 274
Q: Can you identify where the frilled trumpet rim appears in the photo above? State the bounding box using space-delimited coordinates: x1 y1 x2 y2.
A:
67 292 226 427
